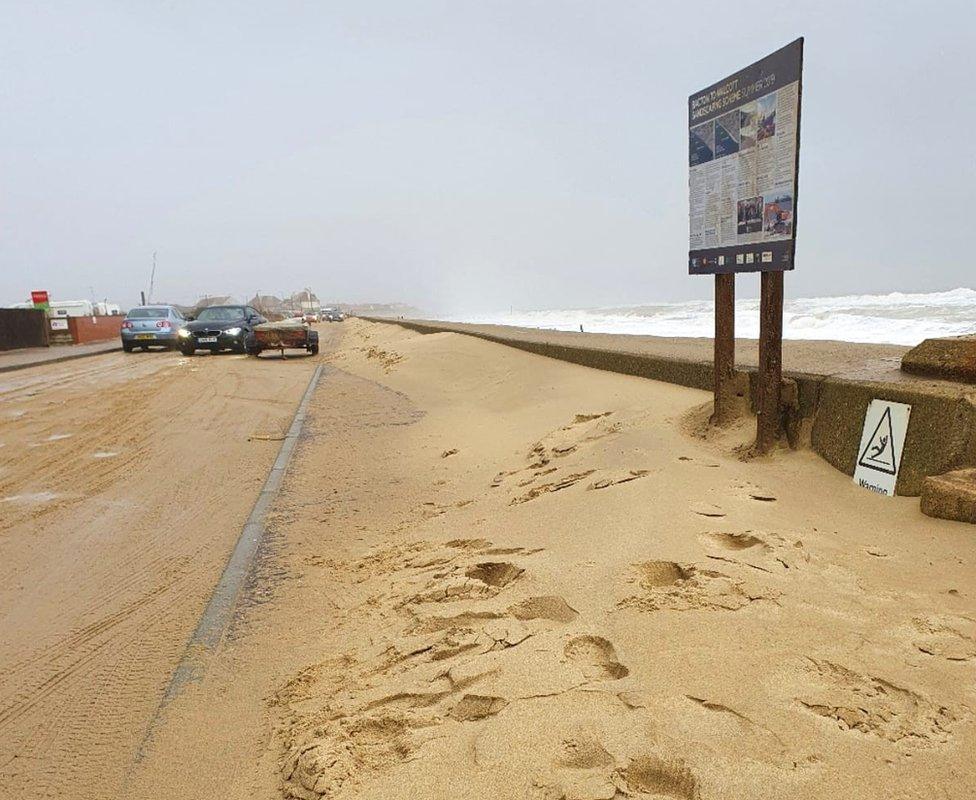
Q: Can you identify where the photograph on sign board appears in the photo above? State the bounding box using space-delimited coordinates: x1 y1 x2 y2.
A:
757 92 777 140
737 196 764 235
689 121 715 167
714 110 741 157
738 103 757 150
763 192 793 237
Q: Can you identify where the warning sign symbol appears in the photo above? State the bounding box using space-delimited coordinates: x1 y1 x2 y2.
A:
857 406 898 475
853 399 911 496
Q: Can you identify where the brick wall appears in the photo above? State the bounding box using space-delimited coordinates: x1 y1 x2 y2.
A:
66 315 123 344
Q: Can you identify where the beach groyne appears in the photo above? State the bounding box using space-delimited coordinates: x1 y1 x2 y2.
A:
360 317 976 497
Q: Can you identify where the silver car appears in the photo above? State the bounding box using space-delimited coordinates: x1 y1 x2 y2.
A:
120 305 187 351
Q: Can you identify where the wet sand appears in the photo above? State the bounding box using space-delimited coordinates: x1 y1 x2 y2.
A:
129 320 975 800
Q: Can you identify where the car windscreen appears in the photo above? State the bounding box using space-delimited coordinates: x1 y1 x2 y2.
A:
196 306 244 322
127 308 169 319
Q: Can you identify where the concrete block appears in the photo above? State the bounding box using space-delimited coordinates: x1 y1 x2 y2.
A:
902 336 976 384
921 469 976 524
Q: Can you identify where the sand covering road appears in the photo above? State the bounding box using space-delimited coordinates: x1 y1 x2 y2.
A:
0 347 323 799
131 320 974 799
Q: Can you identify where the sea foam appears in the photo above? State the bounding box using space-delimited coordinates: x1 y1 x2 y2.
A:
450 288 976 346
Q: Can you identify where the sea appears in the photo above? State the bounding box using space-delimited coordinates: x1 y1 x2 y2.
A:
452 288 976 347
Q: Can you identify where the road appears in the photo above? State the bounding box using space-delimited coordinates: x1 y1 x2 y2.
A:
0 331 338 799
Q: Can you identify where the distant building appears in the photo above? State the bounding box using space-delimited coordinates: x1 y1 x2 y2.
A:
194 295 235 309
289 289 320 313
248 294 287 315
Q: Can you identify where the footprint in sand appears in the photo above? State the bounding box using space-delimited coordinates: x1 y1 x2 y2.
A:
450 694 508 721
509 596 579 623
409 561 525 605
699 531 805 573
620 755 700 800
564 635 629 680
554 733 615 768
465 561 524 588
620 560 773 613
910 615 976 662
637 560 696 587
796 658 955 744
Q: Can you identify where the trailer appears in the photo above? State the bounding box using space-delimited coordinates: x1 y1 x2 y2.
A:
247 320 319 358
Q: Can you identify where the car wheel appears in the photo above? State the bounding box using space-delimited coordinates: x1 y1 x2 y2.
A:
310 343 320 355
243 334 261 356
179 344 195 356
122 341 134 352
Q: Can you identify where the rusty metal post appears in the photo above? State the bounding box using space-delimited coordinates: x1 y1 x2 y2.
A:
755 270 784 453
712 273 736 425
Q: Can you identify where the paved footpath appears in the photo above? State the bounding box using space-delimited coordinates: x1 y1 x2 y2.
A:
0 340 120 373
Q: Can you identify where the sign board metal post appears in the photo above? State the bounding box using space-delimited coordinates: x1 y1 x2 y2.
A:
712 273 736 424
756 271 784 452
688 39 803 452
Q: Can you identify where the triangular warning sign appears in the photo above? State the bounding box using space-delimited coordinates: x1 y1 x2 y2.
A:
858 407 898 475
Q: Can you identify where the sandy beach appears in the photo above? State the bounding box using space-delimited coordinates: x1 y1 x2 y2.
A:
120 319 975 799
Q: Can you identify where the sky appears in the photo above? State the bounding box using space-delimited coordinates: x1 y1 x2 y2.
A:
2 1 974 314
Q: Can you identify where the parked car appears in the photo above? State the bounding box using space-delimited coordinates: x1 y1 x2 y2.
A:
177 305 267 356
322 307 344 322
303 310 320 323
120 305 188 351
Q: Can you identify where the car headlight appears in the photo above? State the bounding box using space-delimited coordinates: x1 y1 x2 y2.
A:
225 327 242 336
178 328 191 337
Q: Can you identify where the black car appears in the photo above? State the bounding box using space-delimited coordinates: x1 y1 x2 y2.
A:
177 305 267 356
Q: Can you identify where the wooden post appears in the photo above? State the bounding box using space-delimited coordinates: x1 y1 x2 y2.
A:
755 270 784 453
712 273 736 425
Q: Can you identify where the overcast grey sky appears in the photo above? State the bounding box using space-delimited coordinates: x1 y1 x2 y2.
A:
2 1 974 312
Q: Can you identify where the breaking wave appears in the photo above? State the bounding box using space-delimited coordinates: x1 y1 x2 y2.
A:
450 288 976 346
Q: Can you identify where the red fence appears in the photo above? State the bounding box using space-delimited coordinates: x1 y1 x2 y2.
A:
66 316 123 344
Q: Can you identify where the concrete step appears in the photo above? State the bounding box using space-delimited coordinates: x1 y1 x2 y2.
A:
902 335 976 384
48 331 74 346
920 468 976 525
